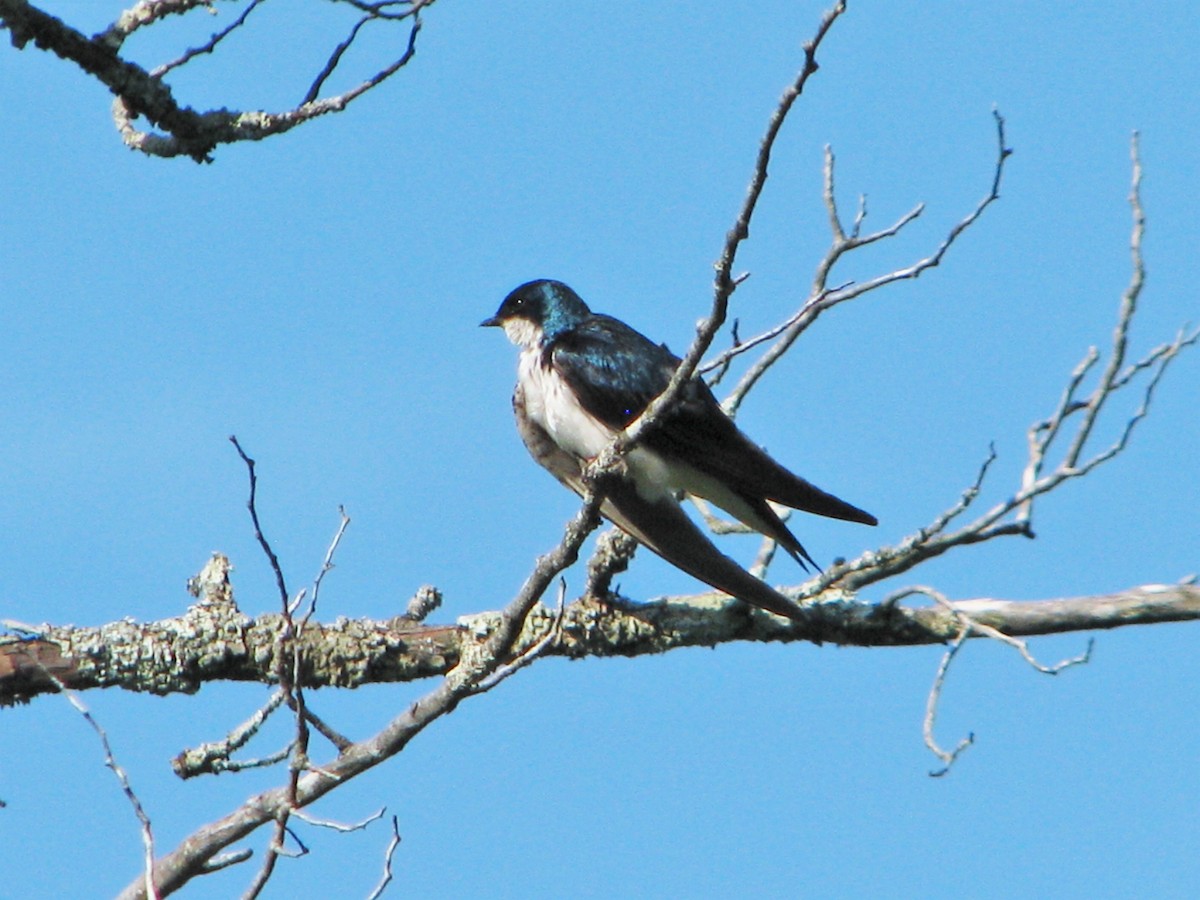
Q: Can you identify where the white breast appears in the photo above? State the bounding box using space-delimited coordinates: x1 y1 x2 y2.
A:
518 348 614 459
517 347 681 503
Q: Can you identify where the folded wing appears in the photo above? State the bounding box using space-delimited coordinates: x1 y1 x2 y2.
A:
514 383 806 620
548 315 877 568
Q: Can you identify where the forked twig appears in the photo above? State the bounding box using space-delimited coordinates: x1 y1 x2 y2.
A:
722 109 1012 416
887 586 1093 775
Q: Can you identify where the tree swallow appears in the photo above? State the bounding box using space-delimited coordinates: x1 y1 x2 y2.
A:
482 279 877 620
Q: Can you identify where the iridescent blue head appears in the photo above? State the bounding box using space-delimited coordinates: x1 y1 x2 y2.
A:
481 279 591 347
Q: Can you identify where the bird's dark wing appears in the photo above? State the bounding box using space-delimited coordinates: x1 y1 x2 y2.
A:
513 380 805 621
596 477 808 621
649 389 879 527
550 315 876 531
547 315 676 430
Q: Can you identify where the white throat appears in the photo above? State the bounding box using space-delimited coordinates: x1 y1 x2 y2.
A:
502 318 544 349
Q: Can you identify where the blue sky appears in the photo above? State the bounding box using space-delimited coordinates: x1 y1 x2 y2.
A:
1 2 1197 897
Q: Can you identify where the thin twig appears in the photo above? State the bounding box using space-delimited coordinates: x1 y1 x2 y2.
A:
57 685 159 898
923 622 975 776
229 436 322 897
303 9 423 106
469 581 568 694
1060 134 1146 471
890 586 1092 775
198 849 254 875
151 0 268 77
823 309 1195 598
302 506 352 625
917 443 1000 543
700 281 851 379
724 109 1011 415
292 807 386 832
366 815 403 900
172 689 289 778
229 436 290 606
304 706 354 753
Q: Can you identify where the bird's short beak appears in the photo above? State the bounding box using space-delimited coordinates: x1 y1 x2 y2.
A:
480 316 501 328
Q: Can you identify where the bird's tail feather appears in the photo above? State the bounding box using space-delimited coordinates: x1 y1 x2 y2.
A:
599 480 806 621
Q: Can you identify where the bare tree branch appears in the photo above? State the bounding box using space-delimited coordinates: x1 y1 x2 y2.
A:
148 0 266 78
0 0 434 161
226 446 358 895
366 815 403 900
171 689 289 779
5 565 1196 709
891 586 1094 775
923 621 975 775
808 144 1198 597
103 457 610 897
717 108 1012 416
49 679 160 898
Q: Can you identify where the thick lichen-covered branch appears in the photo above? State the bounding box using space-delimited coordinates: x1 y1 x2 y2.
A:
4 554 1196 707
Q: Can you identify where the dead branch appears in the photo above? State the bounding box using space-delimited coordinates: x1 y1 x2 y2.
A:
5 563 1196 708
812 134 1198 598
0 0 433 161
890 585 1094 775
715 108 1012 415
366 815 403 900
51 679 159 897
110 484 607 898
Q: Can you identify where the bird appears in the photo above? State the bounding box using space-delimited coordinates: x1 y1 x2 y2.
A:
482 278 877 620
